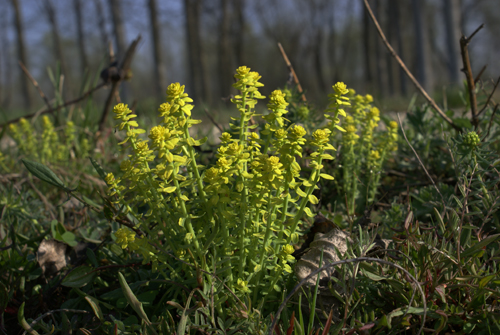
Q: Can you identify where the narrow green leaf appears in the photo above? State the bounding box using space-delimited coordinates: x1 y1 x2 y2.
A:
85 296 104 321
478 274 496 289
89 157 107 181
62 266 95 288
296 188 307 197
303 207 314 217
319 173 334 180
308 194 319 205
118 272 156 334
461 234 500 258
18 302 39 335
22 159 67 190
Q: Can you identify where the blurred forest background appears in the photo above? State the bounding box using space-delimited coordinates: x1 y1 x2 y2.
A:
1 0 499 120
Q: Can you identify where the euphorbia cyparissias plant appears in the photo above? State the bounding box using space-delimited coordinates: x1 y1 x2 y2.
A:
107 66 349 309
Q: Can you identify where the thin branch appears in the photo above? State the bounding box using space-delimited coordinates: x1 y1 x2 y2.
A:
460 27 483 128
474 65 487 84
466 23 484 42
98 35 141 132
18 61 51 110
477 76 500 117
486 104 499 138
362 0 460 132
204 108 224 134
277 42 307 102
397 113 446 209
1 83 105 127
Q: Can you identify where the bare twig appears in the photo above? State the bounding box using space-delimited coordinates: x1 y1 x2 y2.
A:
486 104 499 138
474 65 487 84
1 83 105 127
18 61 51 110
362 0 460 132
397 113 446 209
98 35 141 132
460 24 484 128
477 76 500 117
204 108 224 134
277 42 307 102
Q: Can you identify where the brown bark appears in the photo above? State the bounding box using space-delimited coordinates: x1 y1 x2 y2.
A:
10 0 31 109
73 0 88 76
148 0 166 101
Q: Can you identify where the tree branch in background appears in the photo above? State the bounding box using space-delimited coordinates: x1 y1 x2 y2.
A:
460 24 484 128
1 82 105 127
18 61 52 110
204 108 224 134
98 35 141 132
277 42 307 102
363 0 461 132
477 76 500 117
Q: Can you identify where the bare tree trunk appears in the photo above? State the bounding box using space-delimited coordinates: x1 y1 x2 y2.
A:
10 0 31 109
233 0 244 67
1 4 12 108
443 0 461 84
362 0 373 92
43 0 68 81
148 0 166 101
73 0 88 76
218 0 233 98
385 0 395 96
411 0 430 91
92 0 109 54
393 0 407 95
184 0 209 104
108 0 127 55
374 0 387 97
108 0 128 100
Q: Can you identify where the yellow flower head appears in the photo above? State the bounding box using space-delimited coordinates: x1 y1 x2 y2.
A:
115 228 136 249
333 82 349 95
220 132 232 143
166 83 185 98
289 125 306 139
283 244 295 255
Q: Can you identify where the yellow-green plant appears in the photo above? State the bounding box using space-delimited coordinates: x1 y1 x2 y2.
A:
6 116 81 167
107 66 346 311
340 91 399 214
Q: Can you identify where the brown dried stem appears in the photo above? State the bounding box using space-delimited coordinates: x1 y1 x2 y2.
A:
2 82 105 127
460 24 484 128
363 0 460 132
18 61 51 110
277 42 307 102
98 35 141 132
397 113 446 210
477 76 500 117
